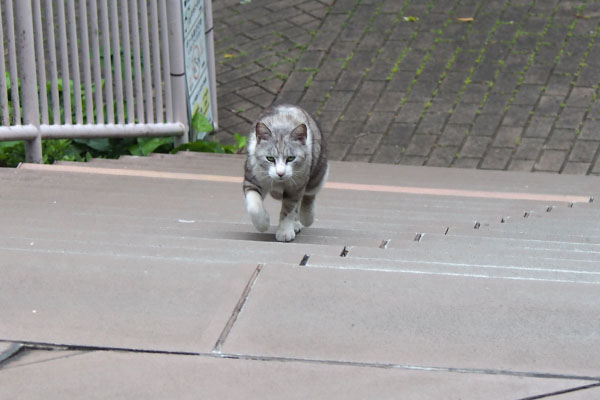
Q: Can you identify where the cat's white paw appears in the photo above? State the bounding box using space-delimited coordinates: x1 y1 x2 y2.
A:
276 221 296 242
251 209 270 232
246 190 270 232
275 227 295 242
293 220 303 233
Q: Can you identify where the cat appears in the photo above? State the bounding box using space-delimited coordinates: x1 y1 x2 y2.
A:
243 103 328 242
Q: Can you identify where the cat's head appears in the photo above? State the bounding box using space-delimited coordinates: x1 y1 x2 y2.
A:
251 121 309 180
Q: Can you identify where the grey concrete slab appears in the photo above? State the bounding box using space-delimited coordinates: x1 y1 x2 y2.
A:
0 350 595 400
46 163 589 223
66 152 248 177
325 162 599 198
0 255 256 353
303 252 600 285
447 226 600 245
54 154 599 200
348 240 599 270
223 264 600 377
419 232 600 254
3 153 600 397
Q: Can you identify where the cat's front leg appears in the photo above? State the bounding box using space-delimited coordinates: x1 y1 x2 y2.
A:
245 190 270 232
276 193 302 242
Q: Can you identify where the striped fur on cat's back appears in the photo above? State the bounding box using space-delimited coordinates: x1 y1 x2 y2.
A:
243 104 328 242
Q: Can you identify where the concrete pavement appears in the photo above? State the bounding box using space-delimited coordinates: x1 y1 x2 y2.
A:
1 153 599 398
213 0 600 175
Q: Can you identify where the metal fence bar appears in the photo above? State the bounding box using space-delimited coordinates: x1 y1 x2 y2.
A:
88 0 104 125
139 0 154 123
56 0 72 124
4 0 21 125
120 1 134 124
128 0 144 123
1 0 193 160
78 0 94 124
14 0 42 162
109 0 125 124
32 0 49 125
149 0 163 123
167 0 187 145
99 0 113 124
40 123 184 138
66 0 83 124
0 122 184 141
204 0 218 129
158 0 172 123
44 0 61 125
0 6 10 126
0 125 38 140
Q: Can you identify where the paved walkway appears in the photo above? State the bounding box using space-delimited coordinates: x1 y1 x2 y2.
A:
213 0 600 175
1 153 599 398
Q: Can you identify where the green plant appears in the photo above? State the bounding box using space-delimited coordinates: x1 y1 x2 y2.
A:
172 132 247 155
0 139 92 167
0 69 242 167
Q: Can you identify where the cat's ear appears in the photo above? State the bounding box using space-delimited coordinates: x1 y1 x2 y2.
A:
291 123 307 144
255 122 272 144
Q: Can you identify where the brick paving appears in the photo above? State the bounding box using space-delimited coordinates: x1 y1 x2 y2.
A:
212 0 600 175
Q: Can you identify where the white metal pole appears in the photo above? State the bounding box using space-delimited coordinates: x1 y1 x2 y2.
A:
204 0 218 130
167 0 189 146
14 0 42 163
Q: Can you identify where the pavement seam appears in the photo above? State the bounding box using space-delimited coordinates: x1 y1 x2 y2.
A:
517 382 600 400
4 341 600 384
216 352 600 382
0 342 23 367
212 263 265 354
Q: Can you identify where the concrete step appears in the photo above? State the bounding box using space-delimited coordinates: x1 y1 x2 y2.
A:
221 263 600 377
0 253 257 353
3 153 600 389
1 349 593 400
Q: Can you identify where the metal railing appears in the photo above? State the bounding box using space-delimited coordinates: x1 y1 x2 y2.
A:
0 0 190 163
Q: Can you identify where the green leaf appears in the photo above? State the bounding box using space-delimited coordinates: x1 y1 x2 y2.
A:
171 140 225 154
129 137 173 156
191 111 214 134
73 138 112 152
233 133 248 150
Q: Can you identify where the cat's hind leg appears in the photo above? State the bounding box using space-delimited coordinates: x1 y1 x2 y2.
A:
300 166 327 227
299 194 316 227
245 190 270 232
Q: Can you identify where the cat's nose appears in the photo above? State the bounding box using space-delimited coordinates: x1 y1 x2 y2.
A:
277 170 285 177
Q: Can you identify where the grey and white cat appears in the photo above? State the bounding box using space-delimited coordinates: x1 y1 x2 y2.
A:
243 104 328 242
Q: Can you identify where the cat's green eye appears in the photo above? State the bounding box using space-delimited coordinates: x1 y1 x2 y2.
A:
266 156 275 163
286 156 296 163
